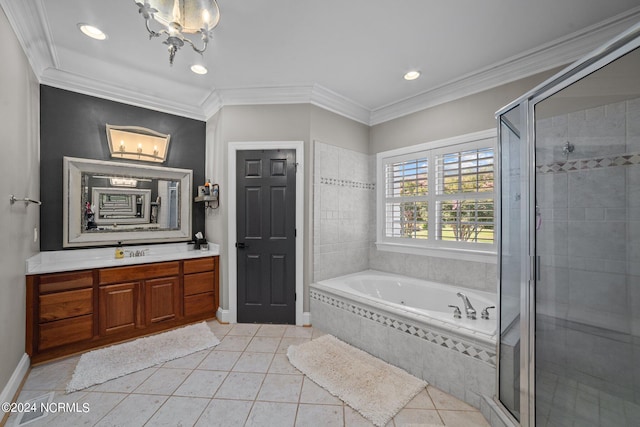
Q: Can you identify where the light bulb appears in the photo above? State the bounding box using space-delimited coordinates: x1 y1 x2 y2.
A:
403 70 421 81
78 24 107 40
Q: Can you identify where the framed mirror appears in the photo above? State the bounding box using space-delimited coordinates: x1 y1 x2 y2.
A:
63 156 192 247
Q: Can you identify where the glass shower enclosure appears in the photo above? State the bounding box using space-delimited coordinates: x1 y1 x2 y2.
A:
496 22 640 426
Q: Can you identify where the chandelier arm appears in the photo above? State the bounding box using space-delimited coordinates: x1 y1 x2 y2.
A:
144 19 165 38
182 37 208 54
133 2 218 65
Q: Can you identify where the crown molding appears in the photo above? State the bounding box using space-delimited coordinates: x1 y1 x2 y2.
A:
309 84 370 124
40 68 207 120
0 0 57 74
369 6 640 125
4 0 639 126
201 90 223 119
217 85 371 124
218 85 314 106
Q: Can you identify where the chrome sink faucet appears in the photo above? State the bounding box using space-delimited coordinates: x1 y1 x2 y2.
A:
456 292 476 319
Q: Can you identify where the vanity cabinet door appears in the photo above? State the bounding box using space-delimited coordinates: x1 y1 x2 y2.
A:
145 276 180 324
99 282 142 336
183 257 218 318
28 271 95 355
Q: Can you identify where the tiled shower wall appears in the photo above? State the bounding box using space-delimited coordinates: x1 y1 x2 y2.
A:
535 98 640 403
313 141 375 281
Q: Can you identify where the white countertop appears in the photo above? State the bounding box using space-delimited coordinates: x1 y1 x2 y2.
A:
26 242 220 275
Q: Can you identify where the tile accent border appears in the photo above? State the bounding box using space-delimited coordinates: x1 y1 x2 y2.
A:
310 289 496 366
319 176 375 190
536 152 640 174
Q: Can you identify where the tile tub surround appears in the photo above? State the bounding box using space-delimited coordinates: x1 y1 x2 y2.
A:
310 286 497 410
313 141 374 282
4 321 490 427
26 242 220 274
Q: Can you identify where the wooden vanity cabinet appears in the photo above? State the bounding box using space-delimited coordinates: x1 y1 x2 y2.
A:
183 257 218 317
26 271 95 356
26 256 219 364
98 261 180 336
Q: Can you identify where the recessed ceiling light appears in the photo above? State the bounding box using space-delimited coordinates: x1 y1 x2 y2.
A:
190 64 208 75
78 24 107 40
403 70 421 81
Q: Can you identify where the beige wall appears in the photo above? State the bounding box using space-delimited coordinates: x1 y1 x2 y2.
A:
368 69 564 292
205 104 312 313
205 104 369 315
370 70 561 154
0 7 39 396
310 105 370 154
205 71 569 313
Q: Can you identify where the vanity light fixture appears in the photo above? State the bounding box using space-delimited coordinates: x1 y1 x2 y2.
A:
403 70 421 81
109 178 139 187
134 0 221 65
106 124 171 163
78 23 107 40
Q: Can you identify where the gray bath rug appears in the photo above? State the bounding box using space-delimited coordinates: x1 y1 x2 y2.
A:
66 322 219 393
287 334 427 427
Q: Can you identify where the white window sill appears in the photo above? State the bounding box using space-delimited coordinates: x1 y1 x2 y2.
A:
375 241 497 264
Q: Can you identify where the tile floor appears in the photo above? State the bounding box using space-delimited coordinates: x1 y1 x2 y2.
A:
5 321 490 427
536 368 640 427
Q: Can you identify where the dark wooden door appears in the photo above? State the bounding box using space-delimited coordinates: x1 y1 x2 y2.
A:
236 149 296 324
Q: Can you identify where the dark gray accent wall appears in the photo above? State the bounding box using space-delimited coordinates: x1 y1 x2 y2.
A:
40 85 206 251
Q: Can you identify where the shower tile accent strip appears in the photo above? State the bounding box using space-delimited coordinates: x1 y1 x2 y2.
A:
319 176 375 190
536 152 640 174
310 290 496 365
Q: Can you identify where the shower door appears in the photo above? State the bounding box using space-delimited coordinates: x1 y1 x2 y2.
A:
498 103 526 423
497 22 640 427
532 44 640 427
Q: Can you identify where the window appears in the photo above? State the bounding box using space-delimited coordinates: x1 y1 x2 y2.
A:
377 130 496 258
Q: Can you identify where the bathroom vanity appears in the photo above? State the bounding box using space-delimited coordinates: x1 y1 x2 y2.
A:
25 243 219 364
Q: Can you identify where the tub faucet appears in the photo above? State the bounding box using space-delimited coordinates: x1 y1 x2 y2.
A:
456 292 476 319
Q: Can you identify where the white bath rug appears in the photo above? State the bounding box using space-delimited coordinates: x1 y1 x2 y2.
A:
287 334 428 427
66 322 219 393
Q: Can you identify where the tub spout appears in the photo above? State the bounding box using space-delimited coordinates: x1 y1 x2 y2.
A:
456 292 476 319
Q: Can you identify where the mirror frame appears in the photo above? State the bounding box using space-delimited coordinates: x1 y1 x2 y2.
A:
63 156 192 247
91 187 152 225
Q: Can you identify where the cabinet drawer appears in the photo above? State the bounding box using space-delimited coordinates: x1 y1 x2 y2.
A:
39 288 93 322
184 292 215 317
183 257 214 274
39 271 93 294
99 262 180 284
184 272 214 296
38 314 93 350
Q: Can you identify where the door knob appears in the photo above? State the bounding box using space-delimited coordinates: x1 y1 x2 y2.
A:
236 242 247 249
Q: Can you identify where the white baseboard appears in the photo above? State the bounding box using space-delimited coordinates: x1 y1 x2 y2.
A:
0 353 29 405
302 311 312 326
216 307 231 324
216 308 311 326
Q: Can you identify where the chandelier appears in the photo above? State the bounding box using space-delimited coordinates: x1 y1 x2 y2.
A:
134 0 220 65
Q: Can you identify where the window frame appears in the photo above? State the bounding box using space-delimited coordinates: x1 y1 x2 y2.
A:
376 129 497 263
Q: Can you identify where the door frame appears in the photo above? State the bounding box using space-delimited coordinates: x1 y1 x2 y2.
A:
227 141 304 325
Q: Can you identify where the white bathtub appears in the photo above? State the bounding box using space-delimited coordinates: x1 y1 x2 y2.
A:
310 269 497 408
313 270 497 340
